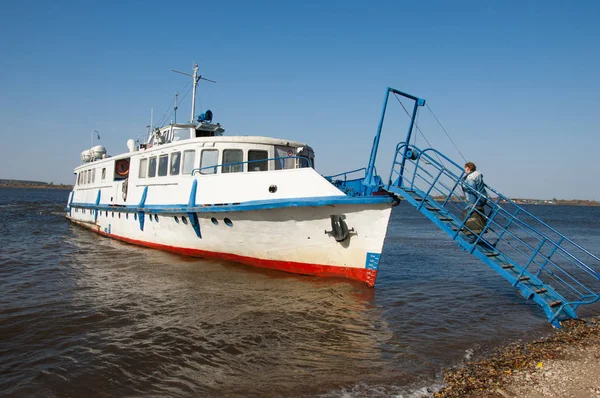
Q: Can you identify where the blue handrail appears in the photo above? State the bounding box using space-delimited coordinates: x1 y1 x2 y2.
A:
190 155 312 175
386 142 600 324
324 167 367 182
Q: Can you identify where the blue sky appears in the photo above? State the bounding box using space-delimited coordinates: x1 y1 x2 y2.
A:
1 0 598 199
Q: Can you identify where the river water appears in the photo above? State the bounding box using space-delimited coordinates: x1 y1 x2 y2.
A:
1 187 599 397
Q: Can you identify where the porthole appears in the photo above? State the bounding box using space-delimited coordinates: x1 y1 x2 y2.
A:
269 185 277 193
118 213 121 219
149 214 152 222
112 212 114 218
134 213 138 221
105 211 108 217
182 216 188 225
211 217 218 225
154 214 159 222
174 216 179 223
224 218 233 227
126 213 129 220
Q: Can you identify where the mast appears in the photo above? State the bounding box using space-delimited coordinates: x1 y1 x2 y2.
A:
172 64 216 124
190 64 198 123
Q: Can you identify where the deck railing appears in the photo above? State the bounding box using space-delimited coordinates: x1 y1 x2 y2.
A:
190 156 312 175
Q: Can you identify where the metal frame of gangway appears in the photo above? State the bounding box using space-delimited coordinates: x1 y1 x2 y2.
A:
359 87 600 326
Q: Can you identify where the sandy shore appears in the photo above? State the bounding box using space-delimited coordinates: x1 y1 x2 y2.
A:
434 317 600 398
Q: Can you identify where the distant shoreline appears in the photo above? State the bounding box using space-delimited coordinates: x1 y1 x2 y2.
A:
505 199 600 207
0 184 73 190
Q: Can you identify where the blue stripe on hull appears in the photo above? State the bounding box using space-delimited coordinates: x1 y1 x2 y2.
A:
68 195 396 214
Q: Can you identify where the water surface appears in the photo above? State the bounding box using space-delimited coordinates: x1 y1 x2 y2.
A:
1 188 599 397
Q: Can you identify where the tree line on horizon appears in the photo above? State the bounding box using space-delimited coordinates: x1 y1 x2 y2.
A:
0 179 72 188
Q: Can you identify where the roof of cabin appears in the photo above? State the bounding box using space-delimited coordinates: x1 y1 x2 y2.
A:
74 135 313 171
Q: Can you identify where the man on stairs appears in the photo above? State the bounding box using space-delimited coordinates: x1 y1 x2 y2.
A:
462 162 489 236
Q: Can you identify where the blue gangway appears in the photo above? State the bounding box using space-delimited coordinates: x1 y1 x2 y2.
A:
328 87 600 326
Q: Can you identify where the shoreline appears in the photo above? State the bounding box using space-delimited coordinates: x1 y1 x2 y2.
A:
0 185 72 190
434 316 600 397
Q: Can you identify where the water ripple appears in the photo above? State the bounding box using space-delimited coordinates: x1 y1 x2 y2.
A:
1 188 598 397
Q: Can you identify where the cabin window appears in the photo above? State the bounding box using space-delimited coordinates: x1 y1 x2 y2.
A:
173 128 190 141
275 146 296 170
148 156 157 178
299 156 310 168
158 154 169 176
200 149 219 175
248 150 268 172
101 168 106 181
77 173 81 185
92 168 96 183
87 170 91 184
170 152 181 176
222 149 243 173
139 159 147 178
182 150 195 175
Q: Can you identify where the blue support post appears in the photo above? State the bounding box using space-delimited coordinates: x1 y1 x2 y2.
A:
364 88 391 195
68 191 74 217
364 88 425 195
398 98 425 188
138 186 148 231
94 190 101 223
187 180 201 238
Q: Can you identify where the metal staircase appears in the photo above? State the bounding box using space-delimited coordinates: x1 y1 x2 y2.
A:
330 87 600 326
384 143 600 326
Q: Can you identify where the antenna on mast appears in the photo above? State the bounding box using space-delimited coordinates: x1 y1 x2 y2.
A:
174 91 178 124
91 130 100 147
172 64 216 123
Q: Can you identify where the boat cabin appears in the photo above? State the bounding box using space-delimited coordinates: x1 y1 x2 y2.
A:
73 129 315 190
143 122 225 149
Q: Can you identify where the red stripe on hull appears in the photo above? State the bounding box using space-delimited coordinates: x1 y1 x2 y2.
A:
85 224 377 287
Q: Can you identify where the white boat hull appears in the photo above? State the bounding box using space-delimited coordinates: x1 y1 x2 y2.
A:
67 199 393 286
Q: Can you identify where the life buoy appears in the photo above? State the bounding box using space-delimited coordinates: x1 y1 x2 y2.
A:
116 159 130 177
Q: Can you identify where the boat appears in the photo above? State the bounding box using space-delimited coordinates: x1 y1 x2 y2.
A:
66 65 397 287
67 66 600 326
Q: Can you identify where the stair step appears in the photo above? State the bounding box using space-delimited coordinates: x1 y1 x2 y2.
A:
452 227 473 236
414 197 424 201
486 252 500 257
426 207 441 212
535 288 547 294
502 264 514 269
439 217 453 221
549 300 563 308
518 276 530 282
